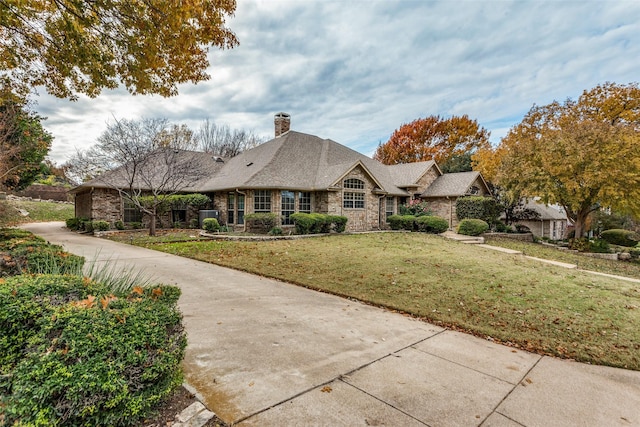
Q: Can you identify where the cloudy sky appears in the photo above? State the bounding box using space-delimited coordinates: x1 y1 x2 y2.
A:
35 0 640 164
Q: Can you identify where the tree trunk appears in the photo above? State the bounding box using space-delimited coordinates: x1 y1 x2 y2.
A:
149 210 157 236
573 210 590 239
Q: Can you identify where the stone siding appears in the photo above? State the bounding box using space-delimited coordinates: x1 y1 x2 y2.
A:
91 188 121 225
425 197 456 229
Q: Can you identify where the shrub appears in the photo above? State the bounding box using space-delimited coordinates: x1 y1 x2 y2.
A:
189 218 199 229
290 213 348 234
400 215 416 231
456 196 500 224
457 218 489 236
329 215 348 233
387 214 405 230
589 239 611 253
130 221 143 229
245 213 277 233
268 227 283 236
202 217 220 232
415 215 449 233
115 220 125 230
66 217 82 230
600 229 640 247
1 275 186 426
399 200 431 217
92 220 110 231
290 213 314 234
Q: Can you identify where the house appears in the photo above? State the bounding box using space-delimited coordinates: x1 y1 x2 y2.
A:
420 171 491 229
71 113 491 232
513 200 569 240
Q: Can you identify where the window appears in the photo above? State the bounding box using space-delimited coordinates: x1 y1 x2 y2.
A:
281 191 295 225
344 178 364 189
343 178 365 209
254 190 271 213
228 193 235 224
298 192 311 213
386 197 395 219
123 199 142 223
469 186 479 195
343 192 365 209
237 194 245 225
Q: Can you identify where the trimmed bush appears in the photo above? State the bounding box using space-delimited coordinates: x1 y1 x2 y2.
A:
415 215 449 233
400 215 416 231
600 229 640 247
92 220 110 231
115 220 125 230
290 213 348 234
202 217 220 232
66 217 82 230
457 218 489 236
1 275 186 426
456 196 500 224
245 213 278 233
329 215 348 233
387 214 405 230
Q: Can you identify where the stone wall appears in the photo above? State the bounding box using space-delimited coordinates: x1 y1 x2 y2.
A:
425 197 456 229
90 188 121 224
17 184 70 202
338 166 382 232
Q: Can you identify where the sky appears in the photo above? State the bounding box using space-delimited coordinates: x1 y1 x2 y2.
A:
34 0 640 164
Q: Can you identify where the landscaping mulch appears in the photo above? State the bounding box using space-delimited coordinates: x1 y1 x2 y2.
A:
142 386 227 427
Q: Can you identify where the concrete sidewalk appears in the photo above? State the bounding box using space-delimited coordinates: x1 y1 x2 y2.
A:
22 223 640 426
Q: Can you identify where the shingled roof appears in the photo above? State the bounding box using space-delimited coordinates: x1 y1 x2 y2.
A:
198 131 414 195
420 171 488 198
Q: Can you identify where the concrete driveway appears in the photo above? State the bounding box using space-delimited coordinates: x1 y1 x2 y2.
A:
22 222 640 426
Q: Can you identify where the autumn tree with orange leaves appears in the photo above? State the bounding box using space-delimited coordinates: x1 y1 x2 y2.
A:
473 82 640 239
374 115 490 166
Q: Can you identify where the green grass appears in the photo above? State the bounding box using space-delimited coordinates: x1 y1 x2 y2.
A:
0 199 74 225
485 237 640 279
125 233 640 371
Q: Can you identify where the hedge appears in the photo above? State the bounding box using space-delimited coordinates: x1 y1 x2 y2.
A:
0 275 186 426
600 229 640 247
457 218 489 236
415 215 449 233
455 196 500 224
289 213 348 234
244 213 278 232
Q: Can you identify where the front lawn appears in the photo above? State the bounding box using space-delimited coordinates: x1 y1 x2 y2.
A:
136 233 640 371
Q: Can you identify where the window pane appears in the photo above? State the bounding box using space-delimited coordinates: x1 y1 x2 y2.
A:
298 192 311 213
254 190 271 212
123 199 142 223
281 191 295 225
343 192 364 209
344 178 364 189
228 193 235 224
237 195 245 224
386 197 394 218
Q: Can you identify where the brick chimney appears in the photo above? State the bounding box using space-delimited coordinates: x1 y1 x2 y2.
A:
274 112 291 137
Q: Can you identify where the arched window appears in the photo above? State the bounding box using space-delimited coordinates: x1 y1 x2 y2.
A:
343 178 365 209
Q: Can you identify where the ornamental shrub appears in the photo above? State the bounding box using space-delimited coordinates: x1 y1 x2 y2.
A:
600 229 640 247
245 213 278 233
115 220 125 230
415 215 449 233
329 215 348 233
1 275 186 427
268 227 283 236
400 215 416 231
66 217 81 230
457 218 489 236
399 199 431 217
92 220 110 231
290 213 313 234
455 196 500 224
387 214 405 230
202 217 220 232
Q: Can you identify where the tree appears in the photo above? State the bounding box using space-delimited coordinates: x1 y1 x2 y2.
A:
374 115 490 165
485 82 640 239
0 93 52 190
440 152 473 173
0 1 238 100
195 119 266 157
85 118 208 236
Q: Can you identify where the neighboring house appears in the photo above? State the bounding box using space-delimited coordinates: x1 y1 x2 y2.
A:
70 113 490 232
514 200 569 240
420 171 491 229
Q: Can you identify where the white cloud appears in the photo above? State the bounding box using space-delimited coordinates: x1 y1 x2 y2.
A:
33 0 640 163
